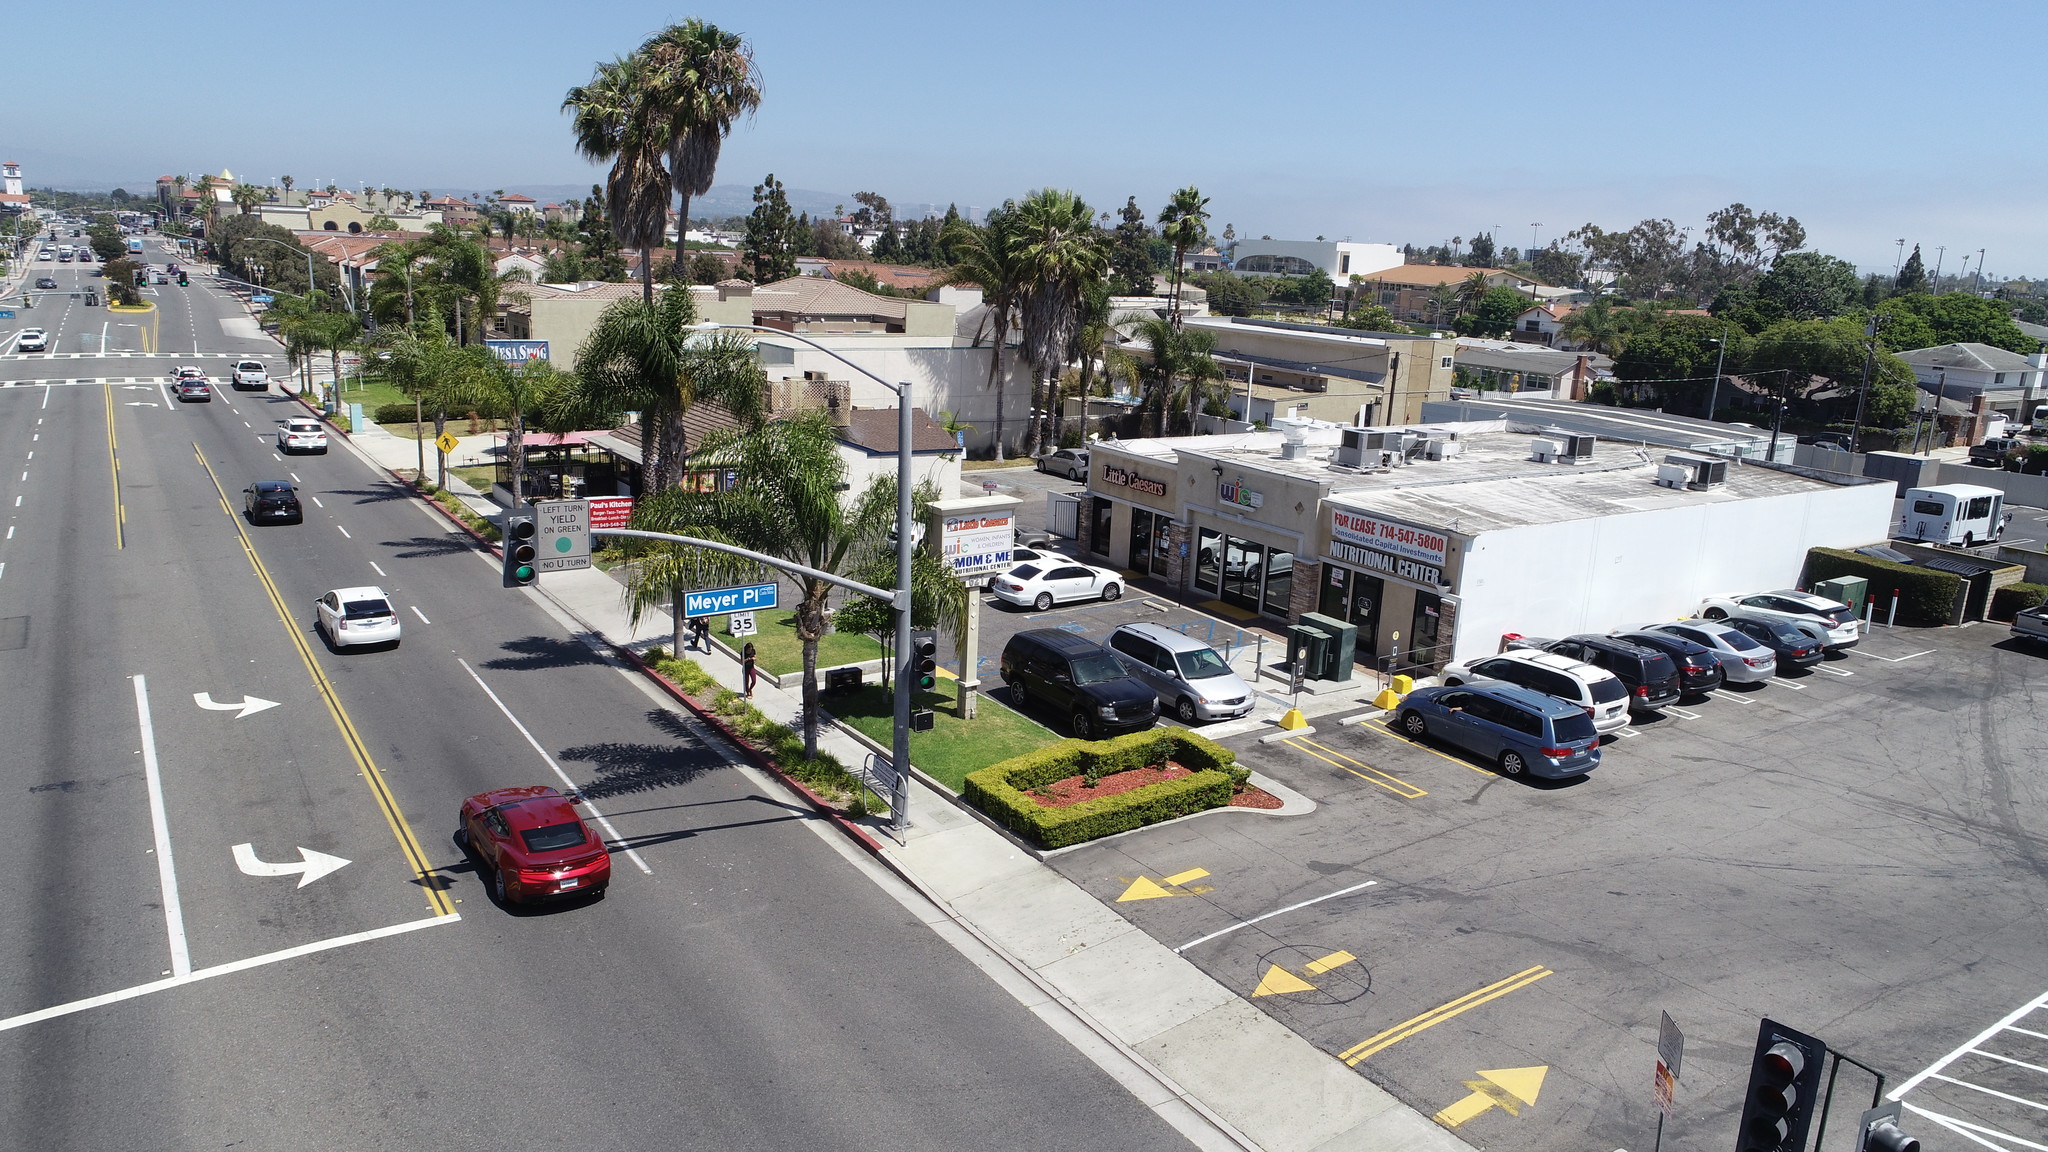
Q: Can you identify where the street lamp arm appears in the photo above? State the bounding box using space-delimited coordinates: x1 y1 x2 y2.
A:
687 320 901 398
593 528 895 604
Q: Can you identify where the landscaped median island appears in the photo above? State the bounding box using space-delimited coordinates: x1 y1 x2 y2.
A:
965 729 1253 850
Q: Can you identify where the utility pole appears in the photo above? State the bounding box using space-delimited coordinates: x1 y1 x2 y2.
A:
1704 327 1729 422
1932 246 1946 292
1974 248 1987 294
1850 314 1882 454
1894 239 1906 277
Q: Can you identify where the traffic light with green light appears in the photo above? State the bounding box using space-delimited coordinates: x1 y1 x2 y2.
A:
910 630 938 691
502 514 538 587
1735 1018 1827 1152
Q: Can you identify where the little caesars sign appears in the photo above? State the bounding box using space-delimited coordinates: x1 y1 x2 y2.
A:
1329 508 1448 586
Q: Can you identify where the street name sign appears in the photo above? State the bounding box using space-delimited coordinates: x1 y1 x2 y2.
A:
684 583 777 618
535 499 591 572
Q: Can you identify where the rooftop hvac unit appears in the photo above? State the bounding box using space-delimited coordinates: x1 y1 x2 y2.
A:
1426 438 1463 460
1663 453 1727 490
1564 434 1596 460
1280 439 1308 460
1337 427 1400 467
1655 463 1690 489
1532 438 1564 462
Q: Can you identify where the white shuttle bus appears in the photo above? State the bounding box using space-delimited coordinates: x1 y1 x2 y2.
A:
1900 484 2006 546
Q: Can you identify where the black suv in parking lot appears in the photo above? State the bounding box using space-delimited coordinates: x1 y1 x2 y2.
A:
1522 634 1682 712
999 628 1158 739
1613 630 1724 695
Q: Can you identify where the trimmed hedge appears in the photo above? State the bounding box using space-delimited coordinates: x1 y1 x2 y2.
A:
964 729 1244 850
1991 582 2048 622
1803 547 1960 627
374 402 419 425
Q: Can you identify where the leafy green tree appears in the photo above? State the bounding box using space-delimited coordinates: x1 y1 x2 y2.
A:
1012 189 1108 456
1454 286 1529 337
1528 246 1583 287
636 20 761 272
1877 291 2034 353
1109 196 1156 296
627 410 967 759
1190 270 1265 317
808 216 862 259
563 53 673 303
1868 299 1937 352
1895 244 1927 293
689 251 728 284
1157 186 1210 327
1753 252 1861 322
1614 313 1738 411
1465 231 1496 268
86 224 125 263
742 173 800 283
1336 303 1405 332
935 205 1026 458
1747 316 1915 409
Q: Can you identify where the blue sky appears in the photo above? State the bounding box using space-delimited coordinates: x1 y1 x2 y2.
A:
14 0 2047 278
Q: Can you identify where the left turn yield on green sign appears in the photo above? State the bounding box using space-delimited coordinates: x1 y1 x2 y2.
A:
535 499 591 572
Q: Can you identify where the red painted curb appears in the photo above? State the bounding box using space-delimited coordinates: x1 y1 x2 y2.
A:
607 642 886 856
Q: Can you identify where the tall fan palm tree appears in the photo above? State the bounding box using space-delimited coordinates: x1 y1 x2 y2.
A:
934 205 1025 460
1558 296 1630 357
1157 185 1210 328
1012 189 1108 458
639 20 761 272
1108 317 1226 437
1457 271 1490 314
563 55 673 304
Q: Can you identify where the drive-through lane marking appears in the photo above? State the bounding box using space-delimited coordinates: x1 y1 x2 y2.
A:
1285 736 1427 799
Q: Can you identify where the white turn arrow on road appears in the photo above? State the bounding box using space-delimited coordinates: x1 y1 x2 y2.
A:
192 692 281 719
231 843 352 888
124 402 160 407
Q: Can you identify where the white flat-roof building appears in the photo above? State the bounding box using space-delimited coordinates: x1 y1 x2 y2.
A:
1224 239 1403 281
1077 420 1893 671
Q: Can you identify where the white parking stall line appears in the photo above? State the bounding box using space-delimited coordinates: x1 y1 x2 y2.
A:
1816 665 1855 677
1766 677 1806 690
1895 989 2048 1098
1928 1073 2048 1114
1903 1104 2048 1152
1853 647 1936 663
290 473 301 483
456 658 651 875
310 497 324 508
1710 689 1756 705
336 525 351 538
368 561 386 577
1662 705 1702 720
131 675 192 978
1612 726 1640 739
409 605 430 625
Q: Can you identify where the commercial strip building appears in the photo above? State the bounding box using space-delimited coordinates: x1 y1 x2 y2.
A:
1074 420 1893 672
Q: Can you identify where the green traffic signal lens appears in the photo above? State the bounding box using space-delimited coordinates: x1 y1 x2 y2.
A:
514 565 535 581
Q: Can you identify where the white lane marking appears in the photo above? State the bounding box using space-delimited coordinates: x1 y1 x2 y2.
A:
457 658 652 874
336 525 351 538
0 562 6 581
1663 705 1702 720
1894 989 2048 1098
1817 665 1855 677
243 420 251 428
5 527 11 540
1710 689 1756 705
273 453 283 462
409 605 430 625
368 561 386 577
1853 648 1936 663
11 496 18 507
1901 1105 2048 1152
290 472 301 483
41 386 50 409
0 913 459 1035
310 496 324 508
1968 1048 2048 1078
31 434 37 441
1927 1073 2048 1113
155 376 173 406
18 472 25 482
131 675 192 978
1173 879 1379 954
24 452 30 461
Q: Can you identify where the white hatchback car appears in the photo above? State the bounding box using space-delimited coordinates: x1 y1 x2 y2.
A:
278 418 329 454
991 560 1123 611
1696 590 1859 651
315 586 402 649
1441 649 1632 734
16 328 48 352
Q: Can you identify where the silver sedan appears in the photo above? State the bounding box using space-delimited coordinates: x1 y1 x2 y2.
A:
1643 620 1775 683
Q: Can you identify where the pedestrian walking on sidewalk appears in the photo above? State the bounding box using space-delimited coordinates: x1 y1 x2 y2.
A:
742 642 758 697
690 615 709 652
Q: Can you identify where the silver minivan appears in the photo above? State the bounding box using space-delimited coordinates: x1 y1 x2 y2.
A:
1107 622 1256 723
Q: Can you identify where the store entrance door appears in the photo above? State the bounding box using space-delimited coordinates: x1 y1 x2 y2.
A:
1408 590 1443 668
1128 509 1154 576
1319 565 1382 667
1221 538 1265 612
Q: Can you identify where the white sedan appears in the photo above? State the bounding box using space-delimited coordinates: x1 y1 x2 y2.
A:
314 586 403 649
992 561 1123 611
1696 590 1859 650
1005 544 1070 569
278 417 329 454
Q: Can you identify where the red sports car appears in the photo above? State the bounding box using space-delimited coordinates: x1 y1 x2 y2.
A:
459 786 611 904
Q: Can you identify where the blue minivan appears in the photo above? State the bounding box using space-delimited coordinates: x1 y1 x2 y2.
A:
1397 682 1601 779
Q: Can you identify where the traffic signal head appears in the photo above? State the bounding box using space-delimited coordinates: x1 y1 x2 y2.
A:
911 630 938 691
177 272 188 286
1856 1103 1918 1152
501 514 538 587
1737 1019 1827 1152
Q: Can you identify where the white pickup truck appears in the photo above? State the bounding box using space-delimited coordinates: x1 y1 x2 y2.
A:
2013 604 2048 647
231 360 268 390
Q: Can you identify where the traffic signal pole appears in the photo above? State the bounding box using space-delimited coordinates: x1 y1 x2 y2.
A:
891 393 913 838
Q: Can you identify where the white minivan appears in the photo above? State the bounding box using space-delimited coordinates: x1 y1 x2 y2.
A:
1900 484 2006 546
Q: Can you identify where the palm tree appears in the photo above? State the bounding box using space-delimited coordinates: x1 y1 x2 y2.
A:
1426 283 1458 328
370 237 429 327
280 175 295 202
1061 278 1113 445
934 205 1025 460
627 410 966 760
563 54 673 303
1012 189 1108 458
566 283 765 493
417 224 528 344
1456 271 1490 315
638 20 761 271
1558 296 1629 357
443 357 569 509
365 307 463 484
1108 316 1226 436
1157 186 1210 328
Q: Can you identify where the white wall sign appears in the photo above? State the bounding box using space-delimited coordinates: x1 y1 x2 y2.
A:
1329 539 1443 586
1330 508 1448 566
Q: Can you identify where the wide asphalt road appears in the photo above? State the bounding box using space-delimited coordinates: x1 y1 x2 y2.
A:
0 261 1192 1150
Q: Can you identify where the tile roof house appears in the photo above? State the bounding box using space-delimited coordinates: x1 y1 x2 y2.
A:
791 258 943 294
497 193 537 213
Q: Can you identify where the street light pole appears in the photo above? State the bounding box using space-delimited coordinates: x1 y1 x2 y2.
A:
1850 314 1882 455
689 319 919 838
1704 327 1729 422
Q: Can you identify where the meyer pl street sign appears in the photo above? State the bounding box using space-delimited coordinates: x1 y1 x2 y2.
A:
684 582 778 618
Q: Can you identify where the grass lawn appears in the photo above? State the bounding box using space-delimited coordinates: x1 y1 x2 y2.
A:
961 457 1040 472
337 373 410 415
449 464 498 494
710 612 882 676
830 683 1060 792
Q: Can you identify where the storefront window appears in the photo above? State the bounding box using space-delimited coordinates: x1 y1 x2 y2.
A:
1409 590 1442 666
1222 539 1264 612
1154 518 1174 572
1196 528 1221 593
1129 509 1155 576
1090 498 1113 557
1262 550 1294 616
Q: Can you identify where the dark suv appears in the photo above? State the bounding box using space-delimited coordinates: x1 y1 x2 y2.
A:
1533 634 1682 712
1000 629 1158 739
243 481 303 525
1613 630 1724 695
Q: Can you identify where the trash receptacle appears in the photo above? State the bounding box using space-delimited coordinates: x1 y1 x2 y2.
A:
1814 576 1867 612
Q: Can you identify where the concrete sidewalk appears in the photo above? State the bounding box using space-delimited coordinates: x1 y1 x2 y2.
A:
334 414 1470 1152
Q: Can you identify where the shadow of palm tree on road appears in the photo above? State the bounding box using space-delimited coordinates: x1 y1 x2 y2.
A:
480 635 606 672
383 533 483 559
558 736 728 800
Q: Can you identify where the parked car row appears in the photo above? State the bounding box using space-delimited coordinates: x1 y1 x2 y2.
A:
1000 620 1257 737
1402 588 1857 780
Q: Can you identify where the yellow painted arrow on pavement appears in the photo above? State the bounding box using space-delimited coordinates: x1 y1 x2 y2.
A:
1251 950 1356 997
1117 868 1210 902
1432 1066 1548 1128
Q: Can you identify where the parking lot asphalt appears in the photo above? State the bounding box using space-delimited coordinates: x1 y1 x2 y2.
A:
1044 623 2048 1152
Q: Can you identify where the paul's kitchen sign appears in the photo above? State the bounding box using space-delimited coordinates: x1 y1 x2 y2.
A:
1330 508 1448 566
1218 477 1263 510
1101 464 1168 498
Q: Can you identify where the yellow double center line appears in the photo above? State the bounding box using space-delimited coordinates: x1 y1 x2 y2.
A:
1340 964 1555 1065
193 445 453 917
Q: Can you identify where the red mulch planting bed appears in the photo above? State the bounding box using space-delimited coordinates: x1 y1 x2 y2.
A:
1228 785 1283 810
1032 763 1190 808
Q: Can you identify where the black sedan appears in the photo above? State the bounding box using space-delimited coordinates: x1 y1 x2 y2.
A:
34 277 56 289
1721 614 1823 670
243 481 303 524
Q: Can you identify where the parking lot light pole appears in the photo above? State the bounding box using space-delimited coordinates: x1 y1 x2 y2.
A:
689 320 918 839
